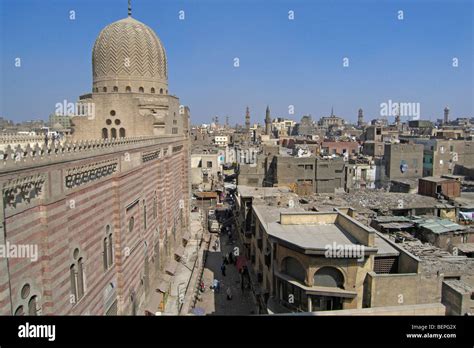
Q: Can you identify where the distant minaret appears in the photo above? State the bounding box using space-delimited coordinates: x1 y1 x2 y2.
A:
265 105 272 136
444 106 450 125
357 108 364 127
331 106 334 117
245 106 250 130
395 104 401 127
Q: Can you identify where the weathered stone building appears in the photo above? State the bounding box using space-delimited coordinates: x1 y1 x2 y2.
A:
242 205 444 314
0 10 190 315
383 143 424 181
265 155 346 194
412 138 474 177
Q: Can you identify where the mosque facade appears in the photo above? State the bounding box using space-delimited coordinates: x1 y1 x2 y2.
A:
0 9 191 315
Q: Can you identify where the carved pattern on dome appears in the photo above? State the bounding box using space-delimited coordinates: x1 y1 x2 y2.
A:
92 18 167 83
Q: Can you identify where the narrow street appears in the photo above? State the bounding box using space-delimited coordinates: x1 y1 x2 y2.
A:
196 232 257 315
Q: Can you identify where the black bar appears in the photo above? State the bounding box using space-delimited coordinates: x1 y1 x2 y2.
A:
0 315 472 346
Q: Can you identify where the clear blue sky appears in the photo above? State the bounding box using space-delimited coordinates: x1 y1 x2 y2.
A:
0 0 472 125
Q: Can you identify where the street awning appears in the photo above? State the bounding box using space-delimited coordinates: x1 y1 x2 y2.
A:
144 290 163 315
174 245 185 258
165 260 178 275
182 232 191 241
194 191 218 199
156 274 172 293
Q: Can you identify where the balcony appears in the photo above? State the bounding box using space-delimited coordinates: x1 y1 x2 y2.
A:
264 253 271 268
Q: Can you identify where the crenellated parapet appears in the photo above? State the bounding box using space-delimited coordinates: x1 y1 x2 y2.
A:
0 135 185 172
0 134 45 144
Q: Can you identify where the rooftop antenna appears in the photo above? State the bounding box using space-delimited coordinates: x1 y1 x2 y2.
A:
128 0 132 17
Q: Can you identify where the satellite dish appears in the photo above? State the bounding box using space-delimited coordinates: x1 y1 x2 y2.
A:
400 162 408 173
288 199 294 208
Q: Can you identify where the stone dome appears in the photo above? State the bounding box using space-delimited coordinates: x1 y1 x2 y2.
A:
92 16 168 93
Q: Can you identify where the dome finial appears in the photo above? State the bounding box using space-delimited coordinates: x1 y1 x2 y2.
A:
128 0 132 17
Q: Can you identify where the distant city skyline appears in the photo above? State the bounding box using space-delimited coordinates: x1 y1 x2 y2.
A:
0 0 472 124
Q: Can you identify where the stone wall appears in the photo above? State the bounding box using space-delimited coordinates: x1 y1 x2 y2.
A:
0 135 190 315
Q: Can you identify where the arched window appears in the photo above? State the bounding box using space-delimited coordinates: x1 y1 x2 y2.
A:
14 283 40 316
77 258 85 299
143 202 147 230
21 283 30 300
103 87 107 92
108 233 113 267
113 86 118 92
102 128 108 139
70 248 86 305
103 237 108 270
160 88 163 94
139 87 144 93
151 87 155 94
281 257 306 282
111 128 117 139
126 86 131 92
28 296 37 316
313 267 345 288
103 225 114 271
119 128 125 138
70 264 77 303
14 306 24 316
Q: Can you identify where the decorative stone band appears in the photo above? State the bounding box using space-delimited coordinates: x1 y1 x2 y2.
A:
172 145 183 153
0 135 185 172
142 149 162 163
65 159 118 190
2 174 46 208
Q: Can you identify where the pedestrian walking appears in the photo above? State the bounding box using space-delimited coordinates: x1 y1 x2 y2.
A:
213 279 220 293
199 280 205 293
221 263 226 276
226 287 232 300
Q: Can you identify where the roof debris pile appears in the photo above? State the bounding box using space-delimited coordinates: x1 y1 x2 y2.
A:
394 238 474 276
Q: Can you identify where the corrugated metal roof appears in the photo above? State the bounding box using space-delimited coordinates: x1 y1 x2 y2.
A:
417 218 465 234
373 216 411 223
379 222 414 229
